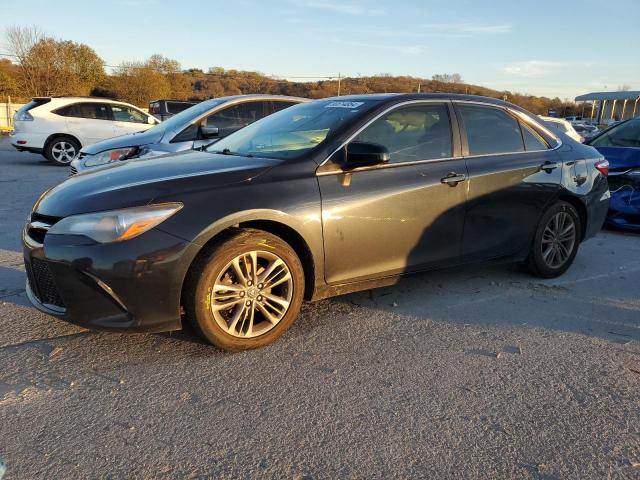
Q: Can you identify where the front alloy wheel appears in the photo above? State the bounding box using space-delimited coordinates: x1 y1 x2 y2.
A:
184 229 305 351
211 250 293 338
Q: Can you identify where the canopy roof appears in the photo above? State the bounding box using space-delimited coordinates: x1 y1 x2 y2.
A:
575 91 640 102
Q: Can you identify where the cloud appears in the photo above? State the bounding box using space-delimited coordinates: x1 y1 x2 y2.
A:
423 22 513 35
502 61 563 77
331 38 426 55
299 1 384 16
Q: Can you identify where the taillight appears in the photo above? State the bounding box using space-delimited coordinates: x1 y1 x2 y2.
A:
594 159 609 176
14 110 34 121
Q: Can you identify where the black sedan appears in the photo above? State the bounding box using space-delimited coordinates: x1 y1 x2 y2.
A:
23 94 610 351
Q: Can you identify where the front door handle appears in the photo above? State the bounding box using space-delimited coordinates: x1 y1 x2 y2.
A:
440 172 466 187
540 161 561 172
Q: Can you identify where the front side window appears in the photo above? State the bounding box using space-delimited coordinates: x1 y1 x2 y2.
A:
111 105 147 123
353 103 452 163
590 119 640 148
207 99 380 160
458 104 524 155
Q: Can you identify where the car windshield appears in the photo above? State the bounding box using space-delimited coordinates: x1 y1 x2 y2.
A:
206 99 379 160
590 119 640 148
146 99 224 133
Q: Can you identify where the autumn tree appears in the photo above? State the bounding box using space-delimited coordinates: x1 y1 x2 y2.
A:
0 59 19 98
107 61 171 106
5 25 104 97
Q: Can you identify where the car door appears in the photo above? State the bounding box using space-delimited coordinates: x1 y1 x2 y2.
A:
62 102 115 145
318 101 468 284
110 104 153 136
455 102 562 262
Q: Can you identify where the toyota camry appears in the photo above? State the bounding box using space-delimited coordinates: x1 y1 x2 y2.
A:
23 94 610 351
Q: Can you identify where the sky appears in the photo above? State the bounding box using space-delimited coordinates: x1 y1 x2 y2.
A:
2 0 639 100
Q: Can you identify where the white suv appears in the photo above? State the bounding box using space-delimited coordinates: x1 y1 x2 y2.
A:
11 97 159 165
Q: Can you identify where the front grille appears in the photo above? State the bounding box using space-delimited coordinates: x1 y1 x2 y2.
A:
27 258 65 308
70 165 77 176
26 213 61 245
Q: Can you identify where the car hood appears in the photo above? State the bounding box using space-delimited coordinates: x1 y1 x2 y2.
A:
593 146 640 170
81 128 166 154
34 150 281 217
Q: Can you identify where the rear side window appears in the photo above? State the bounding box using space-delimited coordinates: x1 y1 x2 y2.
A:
55 103 111 120
458 104 524 155
271 101 297 115
520 122 549 150
204 101 269 135
353 103 452 163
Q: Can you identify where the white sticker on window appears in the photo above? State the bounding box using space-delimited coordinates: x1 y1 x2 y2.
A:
325 101 364 109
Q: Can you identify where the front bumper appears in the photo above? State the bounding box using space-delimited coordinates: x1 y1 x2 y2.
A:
23 220 194 333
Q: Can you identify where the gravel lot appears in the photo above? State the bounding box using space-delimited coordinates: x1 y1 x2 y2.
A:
0 136 638 479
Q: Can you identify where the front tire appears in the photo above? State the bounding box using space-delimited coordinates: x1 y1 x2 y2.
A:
526 201 581 278
45 136 80 165
184 229 305 351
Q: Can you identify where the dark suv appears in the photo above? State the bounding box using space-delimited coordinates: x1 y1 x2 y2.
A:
149 99 198 121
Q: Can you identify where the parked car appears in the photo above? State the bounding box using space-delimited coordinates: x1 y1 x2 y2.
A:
573 123 599 141
70 95 307 175
587 117 640 230
540 116 584 142
564 115 583 124
23 94 609 351
11 97 159 165
149 99 198 121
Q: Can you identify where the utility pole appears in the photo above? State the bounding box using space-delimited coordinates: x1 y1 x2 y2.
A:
417 82 421 93
337 73 342 96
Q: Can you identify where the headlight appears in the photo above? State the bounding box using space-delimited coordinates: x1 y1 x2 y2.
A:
84 147 137 167
48 203 183 243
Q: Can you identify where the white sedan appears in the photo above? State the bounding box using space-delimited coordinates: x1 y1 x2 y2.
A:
539 116 584 143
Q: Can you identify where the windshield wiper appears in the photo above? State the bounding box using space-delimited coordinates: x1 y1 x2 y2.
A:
212 148 253 158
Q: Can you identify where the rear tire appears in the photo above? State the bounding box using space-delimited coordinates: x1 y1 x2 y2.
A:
45 136 80 165
184 229 305 351
526 201 581 278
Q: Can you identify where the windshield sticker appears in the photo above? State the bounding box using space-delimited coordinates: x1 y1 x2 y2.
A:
325 101 364 109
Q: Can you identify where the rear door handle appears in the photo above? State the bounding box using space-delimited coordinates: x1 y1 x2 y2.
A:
440 172 466 186
540 161 561 172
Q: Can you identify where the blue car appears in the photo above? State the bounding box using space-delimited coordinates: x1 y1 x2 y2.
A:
588 118 640 231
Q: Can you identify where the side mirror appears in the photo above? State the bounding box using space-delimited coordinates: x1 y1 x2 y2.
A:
201 125 219 139
147 116 156 125
345 141 390 168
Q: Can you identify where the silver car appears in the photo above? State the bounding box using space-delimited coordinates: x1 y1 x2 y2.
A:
70 94 307 174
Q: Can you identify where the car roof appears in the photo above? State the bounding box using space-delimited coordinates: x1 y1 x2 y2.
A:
322 92 513 106
36 96 145 108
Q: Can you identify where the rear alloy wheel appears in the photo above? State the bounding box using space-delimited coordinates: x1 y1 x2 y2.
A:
184 229 305 351
527 201 581 278
46 137 80 165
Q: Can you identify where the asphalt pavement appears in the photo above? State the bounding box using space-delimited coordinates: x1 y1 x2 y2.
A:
0 136 638 479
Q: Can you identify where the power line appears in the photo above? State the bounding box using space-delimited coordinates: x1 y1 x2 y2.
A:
0 52 345 80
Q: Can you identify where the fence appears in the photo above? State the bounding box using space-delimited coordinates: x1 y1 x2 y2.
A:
1 100 25 131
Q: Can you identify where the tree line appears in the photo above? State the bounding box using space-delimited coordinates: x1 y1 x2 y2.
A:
0 26 578 116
